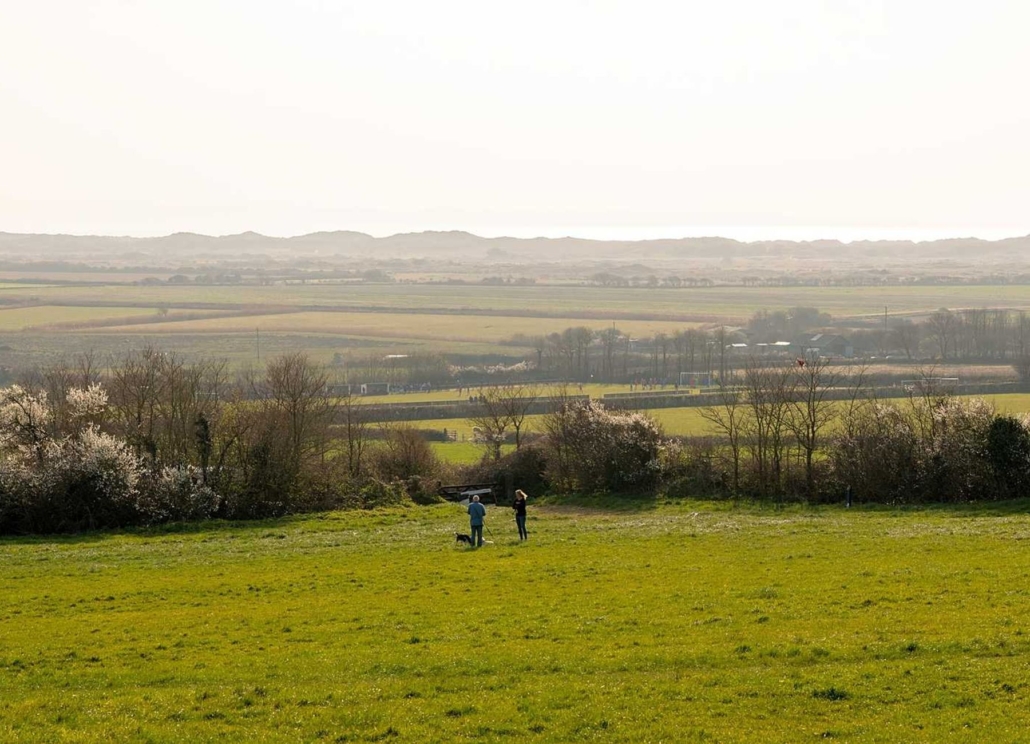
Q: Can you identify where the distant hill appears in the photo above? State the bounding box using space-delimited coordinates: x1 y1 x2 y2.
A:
0 229 1028 264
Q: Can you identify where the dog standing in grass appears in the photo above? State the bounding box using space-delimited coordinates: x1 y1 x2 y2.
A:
467 494 486 547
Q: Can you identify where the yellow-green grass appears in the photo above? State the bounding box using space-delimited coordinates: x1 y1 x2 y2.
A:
0 306 177 332
85 311 699 345
429 441 513 465
649 393 1030 438
3 502 1030 742
401 393 1030 443
983 393 1030 415
406 410 709 441
6 283 1030 321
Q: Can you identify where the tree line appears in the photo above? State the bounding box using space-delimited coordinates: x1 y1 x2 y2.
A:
3 349 1029 535
473 360 1030 508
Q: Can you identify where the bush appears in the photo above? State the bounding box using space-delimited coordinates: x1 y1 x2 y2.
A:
358 479 409 509
138 466 220 524
831 403 920 504
220 434 297 519
371 426 441 481
831 397 1000 504
542 400 663 494
2 427 145 533
463 444 549 497
986 415 1030 500
403 475 444 505
659 437 727 499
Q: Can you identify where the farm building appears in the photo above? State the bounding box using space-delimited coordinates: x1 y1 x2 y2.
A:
792 333 854 359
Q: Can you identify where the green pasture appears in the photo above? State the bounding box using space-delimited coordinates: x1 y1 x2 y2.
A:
4 283 1030 322
88 311 697 346
0 306 171 332
2 502 1030 742
428 441 514 465
411 393 1030 464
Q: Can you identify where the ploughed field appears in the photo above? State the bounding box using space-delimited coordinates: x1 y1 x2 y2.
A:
3 502 1029 742
5 282 1030 364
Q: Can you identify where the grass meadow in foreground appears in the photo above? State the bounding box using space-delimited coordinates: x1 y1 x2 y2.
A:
2 502 1030 743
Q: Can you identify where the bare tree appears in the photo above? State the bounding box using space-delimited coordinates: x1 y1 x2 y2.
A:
599 327 622 382
786 357 841 498
338 391 371 478
497 382 538 450
540 385 578 491
699 378 746 494
838 364 871 444
890 319 921 360
257 353 338 471
926 309 957 361
467 386 510 461
741 357 795 499
107 346 168 462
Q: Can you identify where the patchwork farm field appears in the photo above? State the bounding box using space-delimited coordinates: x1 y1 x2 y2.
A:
4 282 1030 365
87 311 698 344
2 502 1029 743
0 305 174 331
5 283 1030 321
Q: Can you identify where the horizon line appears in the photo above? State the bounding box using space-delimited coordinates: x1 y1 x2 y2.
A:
3 224 1030 244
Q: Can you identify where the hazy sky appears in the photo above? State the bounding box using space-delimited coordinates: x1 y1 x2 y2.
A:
2 1 1028 240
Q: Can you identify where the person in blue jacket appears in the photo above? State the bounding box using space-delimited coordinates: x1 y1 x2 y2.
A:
467 494 486 547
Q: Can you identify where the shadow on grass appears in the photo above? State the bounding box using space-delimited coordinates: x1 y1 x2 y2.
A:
4 497 1028 545
0 512 323 547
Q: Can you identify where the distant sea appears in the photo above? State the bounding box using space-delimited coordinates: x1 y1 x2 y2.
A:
466 225 1029 243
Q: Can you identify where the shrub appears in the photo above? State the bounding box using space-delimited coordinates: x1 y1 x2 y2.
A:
986 415 1030 500
138 466 221 524
358 479 408 509
831 402 920 504
659 437 727 499
402 475 444 505
2 426 145 533
371 426 441 481
542 400 663 494
463 444 549 497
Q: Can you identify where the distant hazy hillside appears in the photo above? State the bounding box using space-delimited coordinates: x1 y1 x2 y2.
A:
1 230 1029 264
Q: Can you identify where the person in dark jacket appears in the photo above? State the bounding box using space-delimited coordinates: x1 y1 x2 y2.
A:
513 489 529 541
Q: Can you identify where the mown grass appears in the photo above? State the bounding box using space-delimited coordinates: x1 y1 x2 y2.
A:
2 502 1030 742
